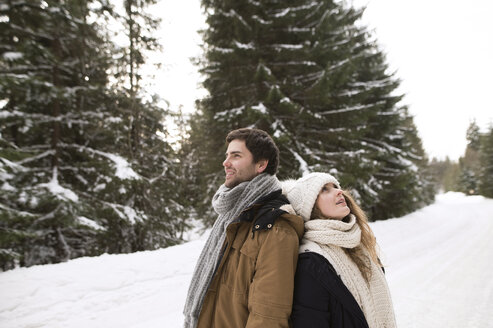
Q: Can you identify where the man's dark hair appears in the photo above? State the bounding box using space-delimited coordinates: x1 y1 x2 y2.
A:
226 128 279 175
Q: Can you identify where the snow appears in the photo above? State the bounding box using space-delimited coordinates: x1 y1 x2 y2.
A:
213 47 233 53
78 147 140 180
288 27 312 32
18 150 55 165
38 169 79 202
93 183 106 192
273 8 290 18
1 193 493 328
77 216 105 231
272 2 320 18
251 15 271 25
103 153 140 180
282 60 318 66
271 44 304 49
123 206 140 224
251 102 267 114
220 9 251 31
2 52 22 60
290 149 310 176
319 102 385 115
371 192 493 327
213 105 245 120
234 40 254 49
105 117 123 123
0 157 24 173
1 182 16 191
106 203 143 224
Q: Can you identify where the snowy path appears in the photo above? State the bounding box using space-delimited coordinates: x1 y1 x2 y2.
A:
0 192 492 328
372 193 493 328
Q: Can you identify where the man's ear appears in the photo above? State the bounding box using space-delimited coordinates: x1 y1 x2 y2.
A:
256 159 268 174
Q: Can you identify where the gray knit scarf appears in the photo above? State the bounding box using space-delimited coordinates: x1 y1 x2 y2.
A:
183 173 281 328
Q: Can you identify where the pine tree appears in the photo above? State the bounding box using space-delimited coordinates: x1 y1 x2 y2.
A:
466 120 481 151
429 157 460 193
190 0 433 222
457 121 481 195
0 0 116 268
107 0 188 251
478 124 493 198
0 0 185 270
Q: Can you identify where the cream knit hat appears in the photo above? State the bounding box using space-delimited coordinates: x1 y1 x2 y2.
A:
281 172 341 221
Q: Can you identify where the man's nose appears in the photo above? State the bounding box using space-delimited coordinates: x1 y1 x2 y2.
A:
223 158 231 167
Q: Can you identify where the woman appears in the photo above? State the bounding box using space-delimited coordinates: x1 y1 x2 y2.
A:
282 172 397 328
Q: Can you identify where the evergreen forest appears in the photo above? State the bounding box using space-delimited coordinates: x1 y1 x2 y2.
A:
1 0 491 270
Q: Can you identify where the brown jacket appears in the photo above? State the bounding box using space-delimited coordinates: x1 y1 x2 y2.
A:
197 190 304 328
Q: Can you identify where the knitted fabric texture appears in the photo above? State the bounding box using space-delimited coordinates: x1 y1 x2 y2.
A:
183 173 281 328
281 172 341 221
300 215 397 328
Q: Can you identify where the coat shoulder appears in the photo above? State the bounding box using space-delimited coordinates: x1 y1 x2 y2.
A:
297 251 338 278
295 252 369 328
250 189 304 238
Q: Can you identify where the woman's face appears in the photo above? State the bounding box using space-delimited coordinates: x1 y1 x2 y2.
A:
316 183 350 220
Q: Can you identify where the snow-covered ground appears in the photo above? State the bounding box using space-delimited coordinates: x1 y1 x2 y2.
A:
1 192 492 328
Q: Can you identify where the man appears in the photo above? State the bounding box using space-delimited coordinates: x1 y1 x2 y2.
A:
183 128 304 328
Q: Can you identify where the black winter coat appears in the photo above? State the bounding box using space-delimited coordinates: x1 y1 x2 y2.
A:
291 252 370 328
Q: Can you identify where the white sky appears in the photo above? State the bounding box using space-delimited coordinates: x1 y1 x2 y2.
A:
148 0 493 161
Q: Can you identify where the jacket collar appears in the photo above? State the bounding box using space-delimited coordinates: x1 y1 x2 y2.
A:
236 189 290 233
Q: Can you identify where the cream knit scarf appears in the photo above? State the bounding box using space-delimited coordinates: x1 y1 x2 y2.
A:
300 215 397 328
183 173 281 328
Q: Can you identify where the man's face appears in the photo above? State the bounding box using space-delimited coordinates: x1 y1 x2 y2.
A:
223 139 265 188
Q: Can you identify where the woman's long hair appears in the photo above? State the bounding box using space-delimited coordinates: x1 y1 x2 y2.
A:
310 189 381 282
